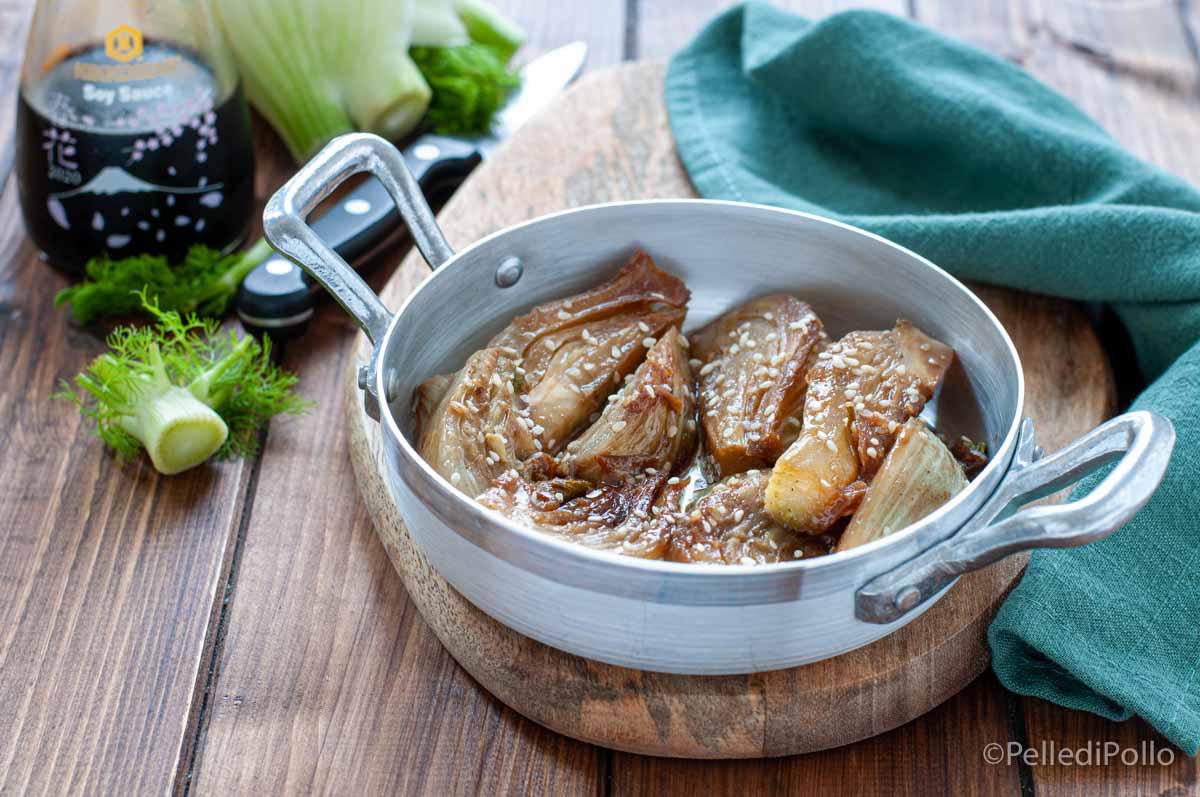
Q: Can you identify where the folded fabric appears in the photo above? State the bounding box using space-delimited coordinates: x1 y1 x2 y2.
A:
665 3 1200 753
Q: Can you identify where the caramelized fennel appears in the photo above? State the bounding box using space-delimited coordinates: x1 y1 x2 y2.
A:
836 418 968 552
417 347 540 498
691 295 824 478
488 250 689 452
562 327 697 483
667 470 831 565
477 471 689 558
413 249 989 566
765 320 953 533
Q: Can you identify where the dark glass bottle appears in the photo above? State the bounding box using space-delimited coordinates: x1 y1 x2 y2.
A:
15 6 255 275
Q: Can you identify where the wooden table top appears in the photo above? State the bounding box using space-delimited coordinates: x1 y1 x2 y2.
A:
1 1 1197 794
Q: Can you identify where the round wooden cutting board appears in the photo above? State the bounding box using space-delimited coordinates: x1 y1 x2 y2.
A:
344 63 1114 758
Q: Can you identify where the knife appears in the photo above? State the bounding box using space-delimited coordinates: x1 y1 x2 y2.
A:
237 41 589 337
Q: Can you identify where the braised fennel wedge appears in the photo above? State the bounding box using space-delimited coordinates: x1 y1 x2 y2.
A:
667 470 831 565
691 294 824 479
562 328 697 484
477 471 688 559
764 321 953 534
836 418 968 552
59 292 309 474
486 250 689 454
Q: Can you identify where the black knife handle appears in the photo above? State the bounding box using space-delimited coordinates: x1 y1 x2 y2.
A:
236 134 482 337
403 134 483 188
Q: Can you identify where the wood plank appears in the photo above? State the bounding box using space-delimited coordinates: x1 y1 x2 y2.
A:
0 2 258 794
1007 713 1198 797
0 4 258 792
913 1 1200 794
185 2 625 793
501 0 627 66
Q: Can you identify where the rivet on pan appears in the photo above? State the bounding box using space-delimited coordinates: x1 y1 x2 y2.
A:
495 256 523 288
894 586 921 612
385 370 400 402
357 365 370 391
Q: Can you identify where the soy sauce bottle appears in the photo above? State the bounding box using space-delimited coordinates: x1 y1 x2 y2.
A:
16 2 255 275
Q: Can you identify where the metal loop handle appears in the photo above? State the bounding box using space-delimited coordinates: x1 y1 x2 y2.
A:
263 132 454 344
856 410 1175 624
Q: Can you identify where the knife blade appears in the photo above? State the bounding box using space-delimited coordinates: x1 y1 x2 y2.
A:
237 41 589 337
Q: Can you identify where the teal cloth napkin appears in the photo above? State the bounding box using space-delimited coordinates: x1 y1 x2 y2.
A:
665 3 1200 753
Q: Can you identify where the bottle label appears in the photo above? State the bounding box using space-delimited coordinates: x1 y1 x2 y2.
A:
15 28 255 268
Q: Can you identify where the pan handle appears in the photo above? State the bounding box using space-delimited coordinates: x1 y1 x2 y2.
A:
855 410 1175 625
263 133 455 420
263 132 454 343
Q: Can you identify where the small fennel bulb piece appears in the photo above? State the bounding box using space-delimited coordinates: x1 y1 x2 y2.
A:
60 292 309 474
124 384 229 475
835 419 968 552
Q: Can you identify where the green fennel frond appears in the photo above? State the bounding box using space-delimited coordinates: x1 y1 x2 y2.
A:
55 377 144 459
55 239 274 326
205 331 309 459
59 290 310 472
412 43 519 134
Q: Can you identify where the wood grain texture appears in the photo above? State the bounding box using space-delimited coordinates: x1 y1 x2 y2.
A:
500 0 628 66
0 2 255 795
344 62 1112 763
185 2 626 794
609 674 1022 796
915 1 1200 794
